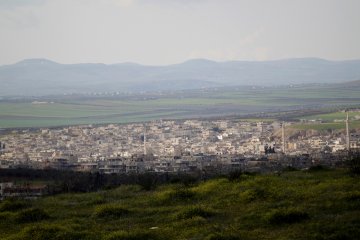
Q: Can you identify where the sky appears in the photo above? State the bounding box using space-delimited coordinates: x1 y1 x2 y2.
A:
0 0 359 65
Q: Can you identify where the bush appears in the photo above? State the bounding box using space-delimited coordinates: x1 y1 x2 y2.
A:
0 212 13 221
88 196 107 205
104 230 158 240
0 199 30 212
137 173 158 191
266 209 309 225
345 191 360 201
227 170 243 181
239 188 267 202
156 188 197 204
179 216 207 226
170 176 199 186
15 208 50 223
347 152 360 175
176 206 215 220
308 165 328 172
15 225 61 240
94 204 130 219
283 166 298 172
169 188 196 201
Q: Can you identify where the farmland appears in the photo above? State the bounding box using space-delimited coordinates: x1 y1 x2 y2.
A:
0 84 359 129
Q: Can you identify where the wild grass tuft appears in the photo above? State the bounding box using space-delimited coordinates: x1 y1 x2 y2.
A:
15 208 50 223
265 209 309 225
0 199 30 212
176 206 215 220
104 230 159 240
94 204 130 219
8 224 94 240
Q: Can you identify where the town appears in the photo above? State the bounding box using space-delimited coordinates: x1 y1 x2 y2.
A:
1 113 359 175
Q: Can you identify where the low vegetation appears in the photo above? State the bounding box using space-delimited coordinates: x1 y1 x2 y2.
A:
0 168 359 239
265 208 309 225
94 204 130 219
14 208 50 223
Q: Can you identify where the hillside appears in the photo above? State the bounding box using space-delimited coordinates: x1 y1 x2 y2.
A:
0 169 359 240
1 58 360 96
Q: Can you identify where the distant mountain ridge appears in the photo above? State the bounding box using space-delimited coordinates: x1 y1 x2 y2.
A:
1 58 360 96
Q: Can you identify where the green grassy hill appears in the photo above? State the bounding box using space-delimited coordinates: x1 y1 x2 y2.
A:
0 169 359 240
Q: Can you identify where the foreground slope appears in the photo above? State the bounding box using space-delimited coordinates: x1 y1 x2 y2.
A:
0 169 359 240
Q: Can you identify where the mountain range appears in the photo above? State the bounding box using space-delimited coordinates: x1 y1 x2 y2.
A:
1 58 360 96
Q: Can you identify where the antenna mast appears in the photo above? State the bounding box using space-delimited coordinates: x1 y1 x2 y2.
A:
143 124 147 155
346 111 350 151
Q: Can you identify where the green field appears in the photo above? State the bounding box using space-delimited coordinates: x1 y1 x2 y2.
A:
0 101 188 128
298 111 360 122
0 85 360 128
291 121 360 131
290 111 360 130
0 169 359 240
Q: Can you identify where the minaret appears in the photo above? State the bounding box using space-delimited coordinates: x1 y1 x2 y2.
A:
346 112 350 151
282 121 286 154
143 125 147 155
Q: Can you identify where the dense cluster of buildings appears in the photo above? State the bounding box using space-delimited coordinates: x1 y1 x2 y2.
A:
0 116 359 173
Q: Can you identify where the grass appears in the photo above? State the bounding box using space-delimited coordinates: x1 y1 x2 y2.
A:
0 169 359 239
94 204 130 219
291 120 360 130
299 111 360 122
265 208 310 225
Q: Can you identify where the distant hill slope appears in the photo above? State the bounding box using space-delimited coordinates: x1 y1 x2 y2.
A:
339 79 360 87
1 58 360 96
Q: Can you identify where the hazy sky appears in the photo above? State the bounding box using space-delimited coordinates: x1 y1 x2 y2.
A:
0 0 359 65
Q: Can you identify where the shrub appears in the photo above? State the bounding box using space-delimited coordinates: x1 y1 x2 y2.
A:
239 188 267 202
311 224 360 240
227 170 243 181
308 165 328 172
0 199 30 212
88 196 107 205
137 173 158 191
178 174 200 187
169 188 196 201
104 230 158 240
170 175 199 186
191 178 228 195
0 212 13 221
15 225 61 240
266 209 309 225
180 216 207 226
94 204 130 219
176 206 215 220
347 152 360 175
157 188 197 204
283 166 298 172
15 208 50 223
345 191 360 201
